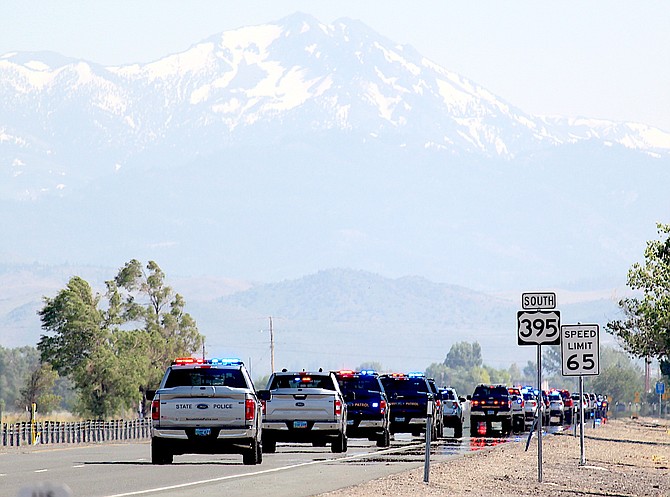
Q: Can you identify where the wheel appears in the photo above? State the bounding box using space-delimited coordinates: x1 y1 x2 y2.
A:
151 438 173 465
262 434 276 453
501 419 512 436
376 428 391 447
453 421 463 438
513 416 524 433
243 439 262 465
331 432 347 453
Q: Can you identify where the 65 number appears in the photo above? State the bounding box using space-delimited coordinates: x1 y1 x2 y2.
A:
566 353 596 371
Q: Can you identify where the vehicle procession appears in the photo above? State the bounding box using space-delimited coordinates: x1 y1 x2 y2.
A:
148 357 609 465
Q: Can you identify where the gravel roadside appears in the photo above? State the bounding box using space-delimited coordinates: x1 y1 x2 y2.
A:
319 417 670 497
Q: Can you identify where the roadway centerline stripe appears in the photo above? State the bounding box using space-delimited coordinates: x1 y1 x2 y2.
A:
103 443 423 497
34 469 49 473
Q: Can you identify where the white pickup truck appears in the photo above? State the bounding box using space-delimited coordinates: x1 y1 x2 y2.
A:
149 358 263 465
258 370 348 453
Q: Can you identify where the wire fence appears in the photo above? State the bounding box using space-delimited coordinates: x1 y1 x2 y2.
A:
0 418 151 447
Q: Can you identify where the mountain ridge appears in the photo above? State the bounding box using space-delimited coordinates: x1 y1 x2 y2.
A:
2 12 669 201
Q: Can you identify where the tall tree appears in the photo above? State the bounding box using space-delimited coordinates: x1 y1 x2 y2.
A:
607 223 670 371
18 362 61 414
38 260 204 418
444 341 482 369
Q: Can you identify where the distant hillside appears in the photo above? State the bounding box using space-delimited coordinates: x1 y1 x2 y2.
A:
0 265 624 377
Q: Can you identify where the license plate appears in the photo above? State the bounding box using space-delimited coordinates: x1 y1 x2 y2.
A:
487 410 495 415
394 416 405 423
293 420 308 429
195 428 211 436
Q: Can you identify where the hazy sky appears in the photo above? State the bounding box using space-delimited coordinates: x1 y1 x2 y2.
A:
2 1 669 132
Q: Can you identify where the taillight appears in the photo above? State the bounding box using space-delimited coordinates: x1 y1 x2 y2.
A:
379 399 387 414
151 399 160 420
472 400 479 407
334 399 342 416
261 400 267 415
245 398 256 421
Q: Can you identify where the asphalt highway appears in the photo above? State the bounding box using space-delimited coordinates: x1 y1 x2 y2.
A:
2 434 485 497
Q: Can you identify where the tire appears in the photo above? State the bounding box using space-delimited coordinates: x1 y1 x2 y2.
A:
501 419 512 436
331 432 347 453
262 434 276 453
243 439 262 465
151 438 173 465
513 416 524 433
376 428 391 447
453 421 463 438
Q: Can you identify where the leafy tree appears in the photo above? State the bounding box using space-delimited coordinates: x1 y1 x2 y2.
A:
38 260 204 419
589 346 643 404
607 223 670 375
357 361 384 373
523 360 537 382
542 345 562 376
0 346 41 411
18 362 61 414
444 341 482 369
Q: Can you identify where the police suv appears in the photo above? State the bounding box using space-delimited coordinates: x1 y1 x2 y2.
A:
334 370 391 447
149 358 263 465
258 370 348 453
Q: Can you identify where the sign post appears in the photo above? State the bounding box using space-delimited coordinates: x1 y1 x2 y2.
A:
561 323 600 466
656 382 665 417
424 398 433 483
517 292 560 483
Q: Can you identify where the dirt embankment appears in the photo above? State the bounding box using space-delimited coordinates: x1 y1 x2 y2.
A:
319 417 670 497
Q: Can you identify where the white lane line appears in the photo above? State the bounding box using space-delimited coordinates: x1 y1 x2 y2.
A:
103 444 419 497
72 464 85 468
34 469 49 473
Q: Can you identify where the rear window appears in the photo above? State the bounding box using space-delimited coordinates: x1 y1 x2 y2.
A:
472 385 509 399
523 392 536 401
381 377 428 394
270 374 335 390
165 368 246 388
338 376 382 394
441 389 456 400
549 393 561 401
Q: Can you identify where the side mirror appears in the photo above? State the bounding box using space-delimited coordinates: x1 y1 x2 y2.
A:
257 389 272 401
458 396 466 403
466 395 472 401
146 390 156 401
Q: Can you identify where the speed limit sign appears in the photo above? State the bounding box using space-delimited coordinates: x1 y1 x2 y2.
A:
560 324 600 376
517 310 561 345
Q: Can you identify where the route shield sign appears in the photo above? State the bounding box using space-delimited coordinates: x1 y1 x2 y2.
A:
561 324 600 376
517 310 561 345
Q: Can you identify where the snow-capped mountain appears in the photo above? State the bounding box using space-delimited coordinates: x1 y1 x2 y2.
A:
1 13 669 295
1 13 669 199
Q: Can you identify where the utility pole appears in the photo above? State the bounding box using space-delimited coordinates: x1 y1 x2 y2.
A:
269 316 275 372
